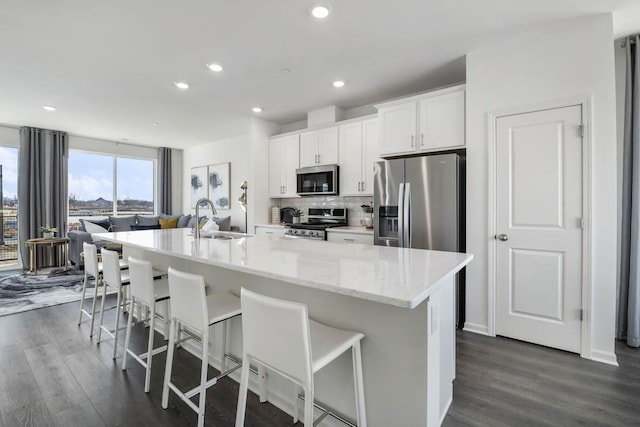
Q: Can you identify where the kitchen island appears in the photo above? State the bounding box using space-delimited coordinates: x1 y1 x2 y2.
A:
96 228 472 426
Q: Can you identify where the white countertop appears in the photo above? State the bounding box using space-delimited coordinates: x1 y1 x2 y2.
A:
95 228 472 309
328 226 374 235
254 223 285 229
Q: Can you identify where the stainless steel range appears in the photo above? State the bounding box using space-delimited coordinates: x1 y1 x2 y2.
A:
284 208 347 240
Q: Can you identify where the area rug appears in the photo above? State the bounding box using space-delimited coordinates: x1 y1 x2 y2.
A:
0 269 87 317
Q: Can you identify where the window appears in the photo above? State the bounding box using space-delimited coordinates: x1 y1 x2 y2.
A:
68 151 155 228
1 146 18 266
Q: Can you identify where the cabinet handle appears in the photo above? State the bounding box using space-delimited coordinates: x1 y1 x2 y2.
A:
265 231 274 235
360 181 365 192
411 135 415 147
421 133 425 147
317 154 321 164
344 238 355 242
357 182 361 191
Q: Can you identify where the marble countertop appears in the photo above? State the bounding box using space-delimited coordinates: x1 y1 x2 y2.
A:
328 226 374 235
95 228 472 309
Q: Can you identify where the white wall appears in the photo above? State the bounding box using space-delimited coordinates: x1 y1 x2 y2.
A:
465 14 618 361
615 42 626 330
182 118 279 232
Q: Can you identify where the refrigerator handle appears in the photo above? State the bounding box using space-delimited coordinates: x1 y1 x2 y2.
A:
398 183 405 247
404 182 412 248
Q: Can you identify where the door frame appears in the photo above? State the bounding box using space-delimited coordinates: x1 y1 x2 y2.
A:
486 95 593 360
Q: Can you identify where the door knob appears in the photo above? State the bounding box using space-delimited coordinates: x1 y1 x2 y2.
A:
497 234 508 241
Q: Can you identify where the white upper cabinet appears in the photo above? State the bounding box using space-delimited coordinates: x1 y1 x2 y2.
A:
269 134 299 198
377 85 465 157
300 127 338 167
339 118 379 196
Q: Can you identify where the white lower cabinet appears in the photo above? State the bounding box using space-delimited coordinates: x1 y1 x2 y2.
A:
326 231 373 245
254 226 285 237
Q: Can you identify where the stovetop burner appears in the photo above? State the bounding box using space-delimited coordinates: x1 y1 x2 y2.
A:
287 223 344 230
283 208 347 240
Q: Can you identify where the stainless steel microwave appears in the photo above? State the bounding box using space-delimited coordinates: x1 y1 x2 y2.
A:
296 165 339 196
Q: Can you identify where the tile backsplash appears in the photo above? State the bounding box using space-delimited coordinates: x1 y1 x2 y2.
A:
272 196 374 226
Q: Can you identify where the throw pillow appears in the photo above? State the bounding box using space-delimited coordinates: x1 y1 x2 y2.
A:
186 215 207 229
177 214 192 228
109 216 136 232
213 216 231 232
159 213 180 221
136 215 160 226
131 224 161 231
202 218 220 232
159 217 179 229
80 219 109 234
79 218 110 232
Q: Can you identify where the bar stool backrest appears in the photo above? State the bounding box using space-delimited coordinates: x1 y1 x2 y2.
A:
167 267 208 332
83 242 99 278
240 288 313 387
101 248 122 288
127 257 154 306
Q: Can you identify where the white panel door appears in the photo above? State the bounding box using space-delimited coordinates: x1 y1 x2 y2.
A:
418 90 465 151
378 101 417 156
362 118 379 195
318 126 339 165
339 122 363 196
299 130 318 167
496 105 583 353
268 137 284 197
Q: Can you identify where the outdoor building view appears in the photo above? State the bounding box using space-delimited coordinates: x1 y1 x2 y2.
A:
1 147 18 266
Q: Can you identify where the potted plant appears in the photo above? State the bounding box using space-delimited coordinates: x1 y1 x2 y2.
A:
40 225 57 239
291 208 304 224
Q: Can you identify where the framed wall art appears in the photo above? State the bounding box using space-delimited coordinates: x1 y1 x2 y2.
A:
208 162 230 210
190 166 208 208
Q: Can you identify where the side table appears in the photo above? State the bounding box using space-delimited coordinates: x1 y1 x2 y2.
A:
25 237 70 275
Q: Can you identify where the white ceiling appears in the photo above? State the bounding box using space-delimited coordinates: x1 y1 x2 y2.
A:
0 0 637 149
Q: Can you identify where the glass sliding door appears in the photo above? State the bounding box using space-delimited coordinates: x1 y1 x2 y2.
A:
0 146 19 269
116 157 154 215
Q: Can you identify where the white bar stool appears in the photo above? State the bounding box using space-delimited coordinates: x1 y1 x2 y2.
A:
96 248 132 359
77 242 128 337
121 256 171 393
162 267 242 427
235 288 367 427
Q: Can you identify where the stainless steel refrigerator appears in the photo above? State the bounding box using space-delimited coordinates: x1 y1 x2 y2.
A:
374 153 465 325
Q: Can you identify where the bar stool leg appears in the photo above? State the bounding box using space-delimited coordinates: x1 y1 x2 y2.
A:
78 270 89 325
258 365 267 403
235 357 251 427
303 386 314 426
145 302 157 393
292 385 301 424
352 341 367 427
197 330 209 427
220 320 227 373
96 279 109 343
122 296 136 371
89 276 101 337
112 286 124 359
162 318 177 409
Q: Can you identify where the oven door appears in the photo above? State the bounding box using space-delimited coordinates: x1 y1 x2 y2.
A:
296 165 339 196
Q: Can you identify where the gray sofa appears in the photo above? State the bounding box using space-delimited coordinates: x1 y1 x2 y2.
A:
69 213 232 268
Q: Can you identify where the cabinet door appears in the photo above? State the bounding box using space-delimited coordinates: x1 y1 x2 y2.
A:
282 134 300 197
361 118 379 195
318 127 338 165
268 138 284 197
378 102 417 156
418 90 465 151
299 130 318 167
339 122 363 196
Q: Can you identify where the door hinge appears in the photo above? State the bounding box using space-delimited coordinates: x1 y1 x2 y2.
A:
578 124 585 138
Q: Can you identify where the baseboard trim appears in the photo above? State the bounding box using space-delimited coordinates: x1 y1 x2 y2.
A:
463 322 489 336
589 349 618 366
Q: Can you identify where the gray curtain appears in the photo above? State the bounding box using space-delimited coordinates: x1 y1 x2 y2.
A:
18 127 69 268
158 147 172 215
618 34 640 347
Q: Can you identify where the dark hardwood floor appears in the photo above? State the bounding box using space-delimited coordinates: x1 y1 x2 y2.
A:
0 296 639 426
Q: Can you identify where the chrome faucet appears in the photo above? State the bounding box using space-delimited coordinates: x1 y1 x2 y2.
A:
194 198 217 238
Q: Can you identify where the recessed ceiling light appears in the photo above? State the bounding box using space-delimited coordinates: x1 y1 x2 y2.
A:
152 122 159 126
252 107 263 113
207 63 223 72
310 4 331 19
280 68 291 74
332 80 345 88
174 82 189 89
43 105 57 111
